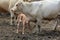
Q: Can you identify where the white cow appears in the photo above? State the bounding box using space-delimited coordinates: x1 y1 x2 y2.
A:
11 0 60 32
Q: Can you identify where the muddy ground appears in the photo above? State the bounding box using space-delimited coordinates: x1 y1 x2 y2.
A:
0 14 60 40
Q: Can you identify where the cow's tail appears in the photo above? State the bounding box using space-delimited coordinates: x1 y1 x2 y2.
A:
59 1 60 11
58 1 60 15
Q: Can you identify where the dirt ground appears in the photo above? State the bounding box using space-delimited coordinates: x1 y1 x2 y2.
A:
0 14 60 40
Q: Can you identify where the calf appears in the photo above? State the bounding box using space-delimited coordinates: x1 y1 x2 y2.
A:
16 12 30 34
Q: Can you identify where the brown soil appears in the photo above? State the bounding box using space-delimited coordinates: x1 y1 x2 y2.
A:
0 15 60 40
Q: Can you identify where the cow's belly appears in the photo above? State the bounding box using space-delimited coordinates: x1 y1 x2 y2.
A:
42 3 59 19
44 13 58 19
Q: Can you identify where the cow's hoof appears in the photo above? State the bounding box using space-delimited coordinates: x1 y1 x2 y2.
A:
16 31 18 33
22 33 24 34
10 24 13 26
10 23 15 26
10 23 13 25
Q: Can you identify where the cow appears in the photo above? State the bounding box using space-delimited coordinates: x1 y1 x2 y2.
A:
11 0 60 33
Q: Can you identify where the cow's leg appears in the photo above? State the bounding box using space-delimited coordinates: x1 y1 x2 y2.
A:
35 21 39 34
27 21 32 33
22 21 25 34
10 10 14 25
14 15 17 25
54 16 59 31
37 19 41 33
33 19 41 34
